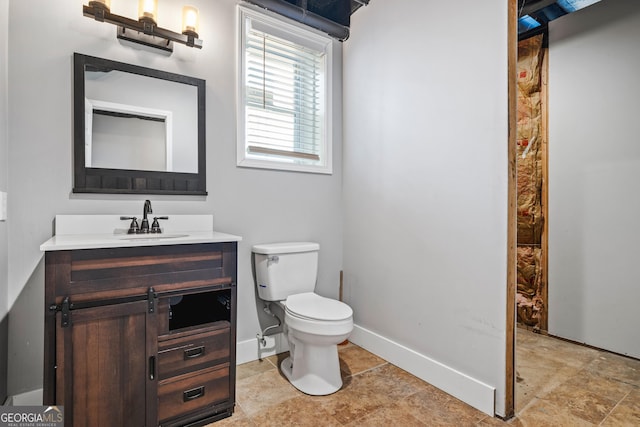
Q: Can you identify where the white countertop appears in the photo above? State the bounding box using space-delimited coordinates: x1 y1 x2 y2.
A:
40 214 242 251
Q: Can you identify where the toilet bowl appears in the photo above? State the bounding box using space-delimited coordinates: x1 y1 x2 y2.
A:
280 292 353 395
252 242 354 395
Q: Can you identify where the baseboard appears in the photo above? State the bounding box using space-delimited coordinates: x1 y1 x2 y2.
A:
234 325 495 415
5 333 492 413
349 325 495 416
236 332 289 365
5 388 43 406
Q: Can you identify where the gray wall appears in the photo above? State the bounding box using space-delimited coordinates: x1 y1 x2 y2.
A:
6 0 343 396
343 0 509 416
0 0 9 405
548 0 640 358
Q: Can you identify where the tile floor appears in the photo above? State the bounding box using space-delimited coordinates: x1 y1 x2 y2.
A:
210 330 640 426
513 328 639 426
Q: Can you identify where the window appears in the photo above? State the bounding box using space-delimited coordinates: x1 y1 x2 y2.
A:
237 6 333 174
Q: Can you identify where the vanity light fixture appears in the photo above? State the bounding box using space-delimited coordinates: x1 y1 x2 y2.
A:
84 0 203 53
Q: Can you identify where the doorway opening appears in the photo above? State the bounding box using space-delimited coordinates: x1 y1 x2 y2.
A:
510 0 640 420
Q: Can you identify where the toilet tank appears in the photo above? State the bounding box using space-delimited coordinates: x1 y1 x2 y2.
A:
252 242 319 301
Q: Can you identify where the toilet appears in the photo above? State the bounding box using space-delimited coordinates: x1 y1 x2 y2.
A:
252 242 353 395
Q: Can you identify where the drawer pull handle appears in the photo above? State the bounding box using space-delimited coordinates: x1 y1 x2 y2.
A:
184 346 205 360
183 386 205 402
149 356 156 381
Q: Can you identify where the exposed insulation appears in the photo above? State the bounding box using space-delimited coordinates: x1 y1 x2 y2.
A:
517 156 543 244
517 247 544 328
517 93 541 146
517 35 543 95
516 34 546 330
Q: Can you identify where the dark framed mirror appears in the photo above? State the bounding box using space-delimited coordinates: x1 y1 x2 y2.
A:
73 53 207 195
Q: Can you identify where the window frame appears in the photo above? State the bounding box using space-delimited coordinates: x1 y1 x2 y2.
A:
237 5 333 175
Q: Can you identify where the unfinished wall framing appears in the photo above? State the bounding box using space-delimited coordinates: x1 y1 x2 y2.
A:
516 33 548 331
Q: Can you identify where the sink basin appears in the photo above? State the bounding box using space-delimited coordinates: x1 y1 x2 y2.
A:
117 233 188 241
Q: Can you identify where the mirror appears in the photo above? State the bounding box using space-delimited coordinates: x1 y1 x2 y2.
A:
73 53 206 195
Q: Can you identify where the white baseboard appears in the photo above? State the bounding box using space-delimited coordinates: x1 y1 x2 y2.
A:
5 388 43 406
350 325 495 416
236 332 289 365
8 329 493 415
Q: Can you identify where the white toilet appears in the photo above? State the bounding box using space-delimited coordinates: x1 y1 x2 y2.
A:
252 242 353 395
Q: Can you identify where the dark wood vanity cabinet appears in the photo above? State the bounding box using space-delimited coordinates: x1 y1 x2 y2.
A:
44 242 237 427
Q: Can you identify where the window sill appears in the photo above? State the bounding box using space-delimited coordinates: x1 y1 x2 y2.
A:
237 158 332 175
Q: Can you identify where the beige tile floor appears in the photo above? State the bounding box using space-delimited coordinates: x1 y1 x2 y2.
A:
513 328 640 426
210 330 640 426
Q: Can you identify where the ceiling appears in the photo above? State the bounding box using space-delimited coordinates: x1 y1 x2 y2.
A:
245 0 369 40
247 1 604 40
518 0 602 35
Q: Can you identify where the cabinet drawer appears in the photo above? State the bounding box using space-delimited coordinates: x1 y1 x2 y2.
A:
158 328 230 380
158 365 230 423
47 243 236 303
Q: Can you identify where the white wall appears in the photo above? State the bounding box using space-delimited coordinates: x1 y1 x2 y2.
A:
343 0 509 417
1 0 9 317
1 0 10 403
548 0 640 358
6 0 343 395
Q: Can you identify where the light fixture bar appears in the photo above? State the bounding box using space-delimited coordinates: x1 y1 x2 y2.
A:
83 4 203 53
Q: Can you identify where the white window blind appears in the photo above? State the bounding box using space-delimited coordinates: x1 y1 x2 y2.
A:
238 7 333 174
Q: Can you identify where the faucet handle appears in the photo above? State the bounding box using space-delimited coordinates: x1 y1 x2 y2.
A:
150 216 169 233
120 216 139 234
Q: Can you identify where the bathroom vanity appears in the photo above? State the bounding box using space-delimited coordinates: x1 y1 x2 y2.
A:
40 215 241 426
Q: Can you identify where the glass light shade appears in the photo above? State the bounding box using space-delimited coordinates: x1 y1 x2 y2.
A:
182 6 199 37
89 0 111 10
138 0 158 23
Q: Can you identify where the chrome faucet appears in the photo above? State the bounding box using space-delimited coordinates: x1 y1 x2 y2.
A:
140 199 153 233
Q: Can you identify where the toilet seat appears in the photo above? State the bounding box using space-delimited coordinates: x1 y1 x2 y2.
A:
285 292 352 322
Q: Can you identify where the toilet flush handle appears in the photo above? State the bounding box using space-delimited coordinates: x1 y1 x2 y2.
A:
267 255 279 266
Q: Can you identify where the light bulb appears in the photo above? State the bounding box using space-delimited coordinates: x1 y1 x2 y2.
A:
138 0 158 23
182 6 199 37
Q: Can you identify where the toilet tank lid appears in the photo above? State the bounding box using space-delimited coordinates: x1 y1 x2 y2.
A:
252 242 319 255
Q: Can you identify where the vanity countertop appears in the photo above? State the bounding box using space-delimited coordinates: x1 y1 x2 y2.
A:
40 214 241 251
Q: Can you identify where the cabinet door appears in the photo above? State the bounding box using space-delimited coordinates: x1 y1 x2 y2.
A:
56 300 157 427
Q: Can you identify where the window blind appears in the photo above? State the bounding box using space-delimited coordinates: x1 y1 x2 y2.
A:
243 21 326 164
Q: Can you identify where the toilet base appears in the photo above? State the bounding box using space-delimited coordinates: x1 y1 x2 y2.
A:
280 342 343 396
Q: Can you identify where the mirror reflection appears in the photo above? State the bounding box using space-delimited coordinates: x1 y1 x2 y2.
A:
88 101 169 172
73 53 207 195
85 67 198 173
